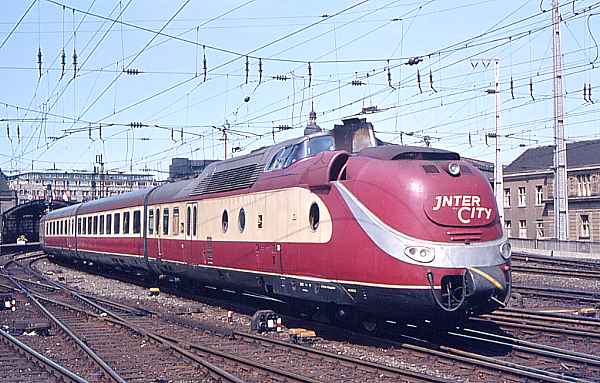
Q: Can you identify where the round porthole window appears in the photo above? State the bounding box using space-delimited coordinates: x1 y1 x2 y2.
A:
238 208 246 232
222 210 229 233
309 202 320 231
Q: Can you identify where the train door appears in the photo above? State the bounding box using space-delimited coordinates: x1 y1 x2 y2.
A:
66 218 75 252
184 203 198 264
256 243 282 274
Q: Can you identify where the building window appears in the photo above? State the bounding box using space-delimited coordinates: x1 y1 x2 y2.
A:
577 174 592 197
535 185 543 206
580 215 591 239
518 187 526 207
536 220 544 239
519 220 527 239
503 188 511 208
504 220 512 236
133 210 141 234
162 208 169 235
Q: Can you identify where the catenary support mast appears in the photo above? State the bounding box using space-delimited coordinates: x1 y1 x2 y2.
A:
552 0 568 239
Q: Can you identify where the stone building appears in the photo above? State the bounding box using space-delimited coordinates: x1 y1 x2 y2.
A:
503 139 600 241
7 170 157 203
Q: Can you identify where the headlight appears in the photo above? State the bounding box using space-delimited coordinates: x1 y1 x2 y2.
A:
448 162 461 176
500 242 511 259
404 246 435 263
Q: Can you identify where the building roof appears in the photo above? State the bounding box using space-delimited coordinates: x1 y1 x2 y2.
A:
504 139 600 174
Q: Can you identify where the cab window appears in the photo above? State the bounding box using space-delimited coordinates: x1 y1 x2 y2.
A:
308 136 334 156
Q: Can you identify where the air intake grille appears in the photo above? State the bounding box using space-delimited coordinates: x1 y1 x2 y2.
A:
422 164 440 174
191 163 263 195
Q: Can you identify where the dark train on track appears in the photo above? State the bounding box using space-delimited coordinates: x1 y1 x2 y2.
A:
40 117 511 330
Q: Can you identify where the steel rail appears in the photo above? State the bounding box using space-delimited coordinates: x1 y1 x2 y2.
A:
0 328 89 383
4 275 128 383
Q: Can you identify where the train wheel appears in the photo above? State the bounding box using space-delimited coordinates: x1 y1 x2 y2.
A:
361 318 378 333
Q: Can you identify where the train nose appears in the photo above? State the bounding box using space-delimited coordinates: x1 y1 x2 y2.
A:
465 265 510 310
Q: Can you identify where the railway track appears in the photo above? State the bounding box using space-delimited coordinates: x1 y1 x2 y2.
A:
34 255 597 382
0 327 87 383
18 250 600 382
3 252 447 383
512 252 600 279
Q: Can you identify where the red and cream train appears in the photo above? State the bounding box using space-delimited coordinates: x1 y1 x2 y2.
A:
41 118 511 326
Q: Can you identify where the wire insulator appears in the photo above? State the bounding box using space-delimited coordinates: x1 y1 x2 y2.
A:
203 45 207 82
258 58 263 84
584 83 588 102
17 124 20 144
60 48 66 79
351 80 365 86
529 77 534 101
123 68 141 75
387 60 395 90
72 49 78 78
37 47 43 79
272 74 289 81
308 62 312 87
417 69 422 93
468 132 472 147
589 83 594 103
180 128 184 142
171 128 174 141
406 57 422 66
6 123 10 142
429 69 436 93
510 77 515 100
245 56 249 84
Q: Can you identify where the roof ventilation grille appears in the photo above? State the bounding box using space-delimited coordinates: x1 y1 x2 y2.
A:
422 164 440 174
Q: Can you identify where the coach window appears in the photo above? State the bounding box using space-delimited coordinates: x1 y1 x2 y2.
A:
123 212 130 234
114 213 121 234
238 208 246 233
106 214 112 235
148 210 155 235
87 217 92 235
155 208 160 234
192 206 197 237
99 215 105 235
162 208 169 235
77 218 81 235
186 206 191 236
222 210 229 233
93 216 98 235
133 210 141 234
60 220 63 235
172 208 180 235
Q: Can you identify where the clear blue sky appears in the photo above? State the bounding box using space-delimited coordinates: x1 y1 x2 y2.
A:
1 0 599 179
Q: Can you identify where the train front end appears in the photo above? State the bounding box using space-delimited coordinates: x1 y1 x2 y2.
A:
338 146 511 319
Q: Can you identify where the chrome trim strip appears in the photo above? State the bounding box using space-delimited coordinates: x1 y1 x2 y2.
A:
45 246 434 289
334 182 508 268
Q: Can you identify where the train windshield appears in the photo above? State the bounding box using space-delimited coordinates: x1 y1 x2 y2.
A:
267 135 335 171
308 136 334 156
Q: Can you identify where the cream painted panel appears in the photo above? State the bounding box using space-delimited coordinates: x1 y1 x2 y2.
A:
197 187 332 243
